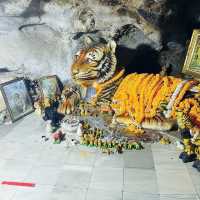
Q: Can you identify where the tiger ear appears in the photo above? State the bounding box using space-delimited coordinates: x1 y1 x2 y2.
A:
84 36 94 46
107 40 117 53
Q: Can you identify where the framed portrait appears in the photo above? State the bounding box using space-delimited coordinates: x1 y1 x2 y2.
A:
0 91 6 112
38 75 62 99
0 78 34 122
183 29 200 79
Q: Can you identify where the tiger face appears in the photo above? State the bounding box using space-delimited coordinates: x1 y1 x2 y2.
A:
71 38 117 86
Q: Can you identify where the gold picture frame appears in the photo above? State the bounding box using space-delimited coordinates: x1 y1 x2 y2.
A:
183 29 200 79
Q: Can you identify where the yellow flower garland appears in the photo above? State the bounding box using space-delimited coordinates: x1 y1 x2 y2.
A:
171 80 196 118
112 73 200 133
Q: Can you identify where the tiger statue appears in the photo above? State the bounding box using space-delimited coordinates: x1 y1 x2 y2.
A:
60 36 200 133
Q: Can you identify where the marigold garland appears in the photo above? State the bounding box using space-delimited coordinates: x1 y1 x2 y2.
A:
112 73 200 133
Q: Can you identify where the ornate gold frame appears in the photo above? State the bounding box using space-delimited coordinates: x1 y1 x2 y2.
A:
183 29 200 79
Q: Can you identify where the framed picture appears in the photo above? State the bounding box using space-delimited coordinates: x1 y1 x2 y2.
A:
0 78 34 122
38 75 61 99
0 91 6 112
183 29 200 79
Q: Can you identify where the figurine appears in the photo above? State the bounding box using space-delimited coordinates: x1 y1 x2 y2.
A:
97 139 102 148
159 136 171 145
76 123 83 140
193 140 200 171
107 140 113 148
116 143 123 154
101 148 114 155
179 129 196 163
94 138 98 147
34 98 44 116
62 36 200 135
191 127 200 171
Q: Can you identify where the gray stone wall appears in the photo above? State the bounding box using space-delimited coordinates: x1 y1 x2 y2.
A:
0 0 200 81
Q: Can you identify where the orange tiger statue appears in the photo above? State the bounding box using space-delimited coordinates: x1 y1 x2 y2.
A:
61 36 200 133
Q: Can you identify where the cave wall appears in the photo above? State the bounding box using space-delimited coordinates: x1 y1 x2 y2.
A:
0 0 200 81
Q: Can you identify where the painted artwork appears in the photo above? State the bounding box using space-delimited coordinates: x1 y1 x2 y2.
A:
39 75 61 99
183 29 200 79
1 79 34 122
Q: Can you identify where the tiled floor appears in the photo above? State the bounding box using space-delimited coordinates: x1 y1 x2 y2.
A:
0 114 200 200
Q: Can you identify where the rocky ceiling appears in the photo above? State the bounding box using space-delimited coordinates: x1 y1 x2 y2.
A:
0 0 200 81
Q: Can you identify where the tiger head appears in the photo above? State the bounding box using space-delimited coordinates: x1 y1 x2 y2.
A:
71 37 118 87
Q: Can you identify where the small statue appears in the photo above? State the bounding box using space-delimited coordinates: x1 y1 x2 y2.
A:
34 99 44 116
94 138 98 147
107 140 113 148
76 123 83 140
98 139 102 148
191 127 200 172
193 140 200 172
159 136 171 145
179 129 196 163
116 143 123 154
89 135 95 147
101 148 114 155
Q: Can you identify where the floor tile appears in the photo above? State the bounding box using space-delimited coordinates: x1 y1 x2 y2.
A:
160 194 200 200
123 168 158 194
123 192 160 200
0 185 17 200
0 159 7 169
156 168 196 195
0 114 200 200
151 143 179 152
56 165 92 189
86 188 122 200
186 163 200 186
0 142 22 159
25 166 60 186
49 187 87 200
14 143 45 161
89 167 123 191
94 152 123 168
152 148 184 170
12 185 53 200
123 147 154 169
195 185 200 196
36 147 68 167
64 148 96 166
0 159 33 181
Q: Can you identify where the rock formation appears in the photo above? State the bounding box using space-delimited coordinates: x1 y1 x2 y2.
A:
0 0 199 80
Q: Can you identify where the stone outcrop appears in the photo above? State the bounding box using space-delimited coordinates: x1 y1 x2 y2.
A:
0 0 199 80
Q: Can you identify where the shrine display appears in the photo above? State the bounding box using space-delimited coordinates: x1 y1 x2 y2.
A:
59 37 200 136
6 35 199 171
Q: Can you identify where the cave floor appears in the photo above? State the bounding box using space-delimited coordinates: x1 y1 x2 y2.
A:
0 114 200 200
